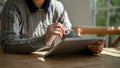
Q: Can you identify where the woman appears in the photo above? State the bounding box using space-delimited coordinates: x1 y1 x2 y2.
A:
1 0 104 54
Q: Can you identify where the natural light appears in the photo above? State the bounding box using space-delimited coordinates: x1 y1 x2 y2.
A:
101 48 120 57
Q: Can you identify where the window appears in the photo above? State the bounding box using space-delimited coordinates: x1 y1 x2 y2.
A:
92 0 120 47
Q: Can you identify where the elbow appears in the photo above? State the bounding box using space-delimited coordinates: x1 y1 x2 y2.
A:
1 38 33 54
1 43 33 54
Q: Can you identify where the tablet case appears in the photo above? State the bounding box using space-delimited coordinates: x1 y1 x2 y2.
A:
44 37 105 57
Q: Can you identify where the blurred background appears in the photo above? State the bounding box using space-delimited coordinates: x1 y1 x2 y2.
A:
0 0 120 47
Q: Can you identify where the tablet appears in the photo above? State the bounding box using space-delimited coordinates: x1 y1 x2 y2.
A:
44 37 105 57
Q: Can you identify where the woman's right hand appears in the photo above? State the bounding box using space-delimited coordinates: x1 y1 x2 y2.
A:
45 22 66 46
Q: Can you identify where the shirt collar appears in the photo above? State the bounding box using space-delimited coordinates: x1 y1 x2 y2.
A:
25 0 51 13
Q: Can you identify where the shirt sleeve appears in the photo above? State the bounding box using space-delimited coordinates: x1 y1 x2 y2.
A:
1 4 47 53
53 1 79 38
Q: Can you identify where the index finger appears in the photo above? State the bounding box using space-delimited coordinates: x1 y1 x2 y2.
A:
54 22 66 34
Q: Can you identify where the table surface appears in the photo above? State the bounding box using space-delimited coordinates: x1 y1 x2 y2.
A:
0 48 120 68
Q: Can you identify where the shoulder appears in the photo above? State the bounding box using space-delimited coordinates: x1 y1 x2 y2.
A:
3 0 24 7
51 0 64 6
50 0 65 11
2 0 25 12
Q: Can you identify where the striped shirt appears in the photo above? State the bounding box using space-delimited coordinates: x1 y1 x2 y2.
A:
1 0 78 53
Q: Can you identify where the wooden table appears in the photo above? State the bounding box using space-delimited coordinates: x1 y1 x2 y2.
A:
0 48 120 68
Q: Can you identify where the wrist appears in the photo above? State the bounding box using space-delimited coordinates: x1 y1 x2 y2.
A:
44 34 56 46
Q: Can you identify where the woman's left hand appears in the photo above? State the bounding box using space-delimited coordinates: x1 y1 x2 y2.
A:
88 40 105 54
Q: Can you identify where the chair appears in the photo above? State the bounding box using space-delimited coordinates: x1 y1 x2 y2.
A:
73 26 120 47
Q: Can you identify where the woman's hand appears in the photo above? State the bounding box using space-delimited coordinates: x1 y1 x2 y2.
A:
45 22 66 46
88 40 105 54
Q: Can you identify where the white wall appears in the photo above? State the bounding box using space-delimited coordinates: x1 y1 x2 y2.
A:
59 0 92 26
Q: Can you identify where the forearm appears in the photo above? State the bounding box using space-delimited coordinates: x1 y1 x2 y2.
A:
1 36 47 53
